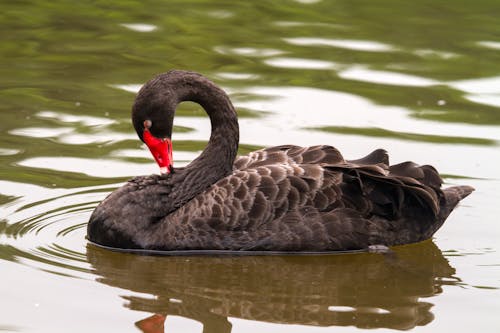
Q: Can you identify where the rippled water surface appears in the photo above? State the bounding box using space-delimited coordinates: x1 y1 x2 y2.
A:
1 1 500 332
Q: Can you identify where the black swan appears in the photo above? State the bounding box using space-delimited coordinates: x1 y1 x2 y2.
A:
87 70 473 252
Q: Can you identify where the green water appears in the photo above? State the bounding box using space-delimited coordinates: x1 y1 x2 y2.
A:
1 1 499 332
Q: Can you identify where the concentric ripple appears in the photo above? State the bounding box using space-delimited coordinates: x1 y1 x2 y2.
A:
0 181 118 278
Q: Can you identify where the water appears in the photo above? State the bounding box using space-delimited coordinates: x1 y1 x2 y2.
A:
1 1 499 332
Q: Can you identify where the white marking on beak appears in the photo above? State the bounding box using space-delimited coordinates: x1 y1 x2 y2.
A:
159 166 169 174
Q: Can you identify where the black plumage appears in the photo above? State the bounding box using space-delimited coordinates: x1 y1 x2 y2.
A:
87 70 473 252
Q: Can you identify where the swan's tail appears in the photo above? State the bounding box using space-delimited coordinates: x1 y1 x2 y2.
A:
439 185 474 222
421 185 474 238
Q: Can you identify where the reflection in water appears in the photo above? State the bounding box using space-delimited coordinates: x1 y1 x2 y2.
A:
87 241 458 332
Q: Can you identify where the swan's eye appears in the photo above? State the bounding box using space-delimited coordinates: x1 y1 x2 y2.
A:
143 119 152 129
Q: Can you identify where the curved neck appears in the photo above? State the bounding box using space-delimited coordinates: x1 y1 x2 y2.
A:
175 72 239 177
164 71 239 209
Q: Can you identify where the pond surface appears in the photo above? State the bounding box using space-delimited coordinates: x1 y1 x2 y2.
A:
1 1 500 332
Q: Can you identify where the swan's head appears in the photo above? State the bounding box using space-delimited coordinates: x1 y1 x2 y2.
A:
131 70 238 176
132 73 180 175
142 120 173 175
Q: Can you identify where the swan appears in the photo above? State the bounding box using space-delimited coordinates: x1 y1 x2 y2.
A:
87 70 473 252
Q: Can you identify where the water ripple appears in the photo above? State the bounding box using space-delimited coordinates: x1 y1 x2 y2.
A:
0 182 116 279
338 66 438 87
120 23 157 32
284 37 394 52
264 57 337 70
17 157 158 178
214 46 284 57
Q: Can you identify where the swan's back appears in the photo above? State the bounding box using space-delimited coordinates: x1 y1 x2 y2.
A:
133 145 473 251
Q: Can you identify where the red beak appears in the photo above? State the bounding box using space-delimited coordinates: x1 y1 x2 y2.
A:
143 129 173 174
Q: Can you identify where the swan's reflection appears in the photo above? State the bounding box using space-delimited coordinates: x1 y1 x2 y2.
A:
87 241 458 332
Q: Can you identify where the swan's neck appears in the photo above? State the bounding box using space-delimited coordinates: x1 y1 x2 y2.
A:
181 78 239 177
169 72 239 206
